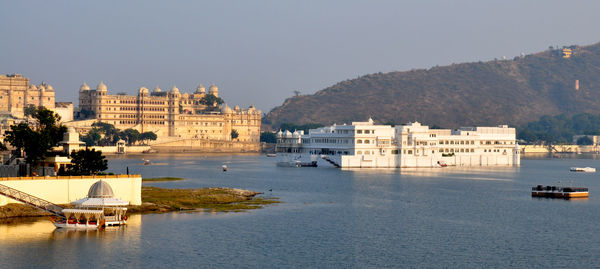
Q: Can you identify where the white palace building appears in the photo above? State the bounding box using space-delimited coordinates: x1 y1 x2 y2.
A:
275 119 520 168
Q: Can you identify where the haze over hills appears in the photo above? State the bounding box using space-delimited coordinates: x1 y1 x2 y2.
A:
264 42 600 129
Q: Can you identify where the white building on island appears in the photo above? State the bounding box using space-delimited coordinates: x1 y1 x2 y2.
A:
276 119 520 168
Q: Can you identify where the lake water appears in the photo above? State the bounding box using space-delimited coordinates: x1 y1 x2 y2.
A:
1 154 599 268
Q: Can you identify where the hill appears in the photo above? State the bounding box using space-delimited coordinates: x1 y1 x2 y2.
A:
264 42 600 129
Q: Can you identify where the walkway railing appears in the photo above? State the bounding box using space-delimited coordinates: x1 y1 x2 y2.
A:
0 183 65 217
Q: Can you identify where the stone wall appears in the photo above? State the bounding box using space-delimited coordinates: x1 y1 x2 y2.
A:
150 138 260 152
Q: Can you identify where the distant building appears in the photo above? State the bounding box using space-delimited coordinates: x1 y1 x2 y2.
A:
0 112 22 143
0 74 55 118
76 82 261 142
562 48 573 58
54 102 74 122
276 119 520 168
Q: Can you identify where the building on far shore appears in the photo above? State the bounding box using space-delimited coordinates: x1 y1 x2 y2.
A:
276 119 520 168
54 102 74 122
75 81 261 143
0 74 56 118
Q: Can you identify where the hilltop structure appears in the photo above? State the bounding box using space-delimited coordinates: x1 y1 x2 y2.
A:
276 119 520 168
0 74 55 118
77 82 261 143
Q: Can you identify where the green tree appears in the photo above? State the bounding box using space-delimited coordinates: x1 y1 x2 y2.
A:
92 122 119 145
0 142 6 151
576 136 593 145
24 105 37 117
279 123 324 133
68 148 108 175
4 107 67 165
260 132 276 143
81 128 102 146
140 132 157 145
199 94 224 107
231 129 239 140
121 128 141 145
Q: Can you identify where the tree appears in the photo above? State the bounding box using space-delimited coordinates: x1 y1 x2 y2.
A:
4 107 67 165
24 105 37 117
92 122 119 145
121 128 141 145
293 90 301 96
231 129 239 140
577 136 593 145
199 94 224 107
81 129 102 146
140 132 157 145
68 148 108 175
0 142 6 151
260 132 276 143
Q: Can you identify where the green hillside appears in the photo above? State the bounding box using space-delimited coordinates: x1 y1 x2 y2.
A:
264 42 600 129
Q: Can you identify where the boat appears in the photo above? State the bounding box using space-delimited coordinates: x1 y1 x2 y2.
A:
570 167 596 172
143 159 151 165
531 185 589 198
437 161 447 167
53 180 129 229
276 160 301 168
222 165 228 171
266 153 277 157
300 161 318 167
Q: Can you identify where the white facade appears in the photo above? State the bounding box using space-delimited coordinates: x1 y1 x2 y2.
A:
276 119 520 168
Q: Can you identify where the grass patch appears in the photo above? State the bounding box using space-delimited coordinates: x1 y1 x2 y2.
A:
135 186 280 213
142 177 184 182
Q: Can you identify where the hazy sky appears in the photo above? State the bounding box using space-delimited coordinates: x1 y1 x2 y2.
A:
2 1 600 113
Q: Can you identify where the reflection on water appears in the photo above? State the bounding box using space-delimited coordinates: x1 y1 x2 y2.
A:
0 214 142 242
1 154 600 268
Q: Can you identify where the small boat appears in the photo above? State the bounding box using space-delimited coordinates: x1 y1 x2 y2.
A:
143 159 151 165
53 180 129 229
266 153 277 157
531 185 589 198
570 167 596 172
437 161 447 167
222 165 228 171
299 161 318 167
276 161 302 168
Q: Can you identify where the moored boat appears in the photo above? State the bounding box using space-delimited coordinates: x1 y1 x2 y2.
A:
569 167 596 172
531 185 589 198
53 180 129 229
266 153 277 157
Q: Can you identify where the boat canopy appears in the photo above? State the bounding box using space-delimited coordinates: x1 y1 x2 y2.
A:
72 197 129 207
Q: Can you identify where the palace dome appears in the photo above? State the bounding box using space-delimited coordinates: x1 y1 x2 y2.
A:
139 86 149 94
80 82 90 91
170 85 180 94
46 84 54 91
97 81 107 91
221 104 233 113
196 84 206 93
209 84 218 93
153 85 162 92
87 180 115 198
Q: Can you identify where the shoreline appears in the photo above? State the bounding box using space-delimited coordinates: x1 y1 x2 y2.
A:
0 187 279 223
